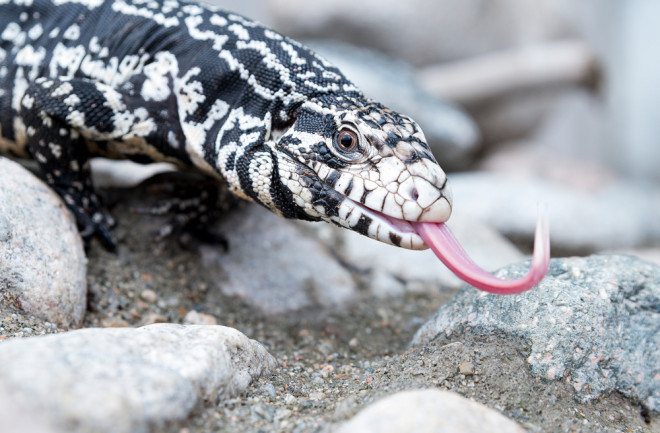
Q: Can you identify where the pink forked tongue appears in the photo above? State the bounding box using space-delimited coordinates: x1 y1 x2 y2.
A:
411 213 550 295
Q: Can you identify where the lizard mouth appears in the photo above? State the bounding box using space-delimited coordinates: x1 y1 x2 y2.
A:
331 196 427 249
337 196 551 295
289 149 550 294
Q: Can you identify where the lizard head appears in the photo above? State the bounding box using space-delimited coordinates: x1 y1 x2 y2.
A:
274 94 452 249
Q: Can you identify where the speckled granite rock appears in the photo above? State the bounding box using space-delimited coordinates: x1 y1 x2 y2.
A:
0 157 86 327
0 324 276 433
333 389 526 433
412 255 660 413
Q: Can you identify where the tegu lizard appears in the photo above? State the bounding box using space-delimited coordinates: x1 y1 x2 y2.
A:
0 0 549 293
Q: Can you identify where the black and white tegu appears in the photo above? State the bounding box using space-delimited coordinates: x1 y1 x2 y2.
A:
0 0 550 294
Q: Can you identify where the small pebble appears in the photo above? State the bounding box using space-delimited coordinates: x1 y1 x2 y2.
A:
263 383 277 398
100 317 130 328
252 402 275 422
183 310 217 326
309 391 325 401
140 313 169 326
140 289 158 303
459 361 475 376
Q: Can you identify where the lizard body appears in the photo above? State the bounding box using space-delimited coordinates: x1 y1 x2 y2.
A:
0 0 451 249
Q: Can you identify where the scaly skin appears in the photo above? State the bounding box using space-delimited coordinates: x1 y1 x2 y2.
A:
0 0 553 295
0 0 451 248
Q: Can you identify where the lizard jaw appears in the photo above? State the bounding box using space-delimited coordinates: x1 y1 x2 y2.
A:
334 196 552 294
330 196 429 250
327 175 452 250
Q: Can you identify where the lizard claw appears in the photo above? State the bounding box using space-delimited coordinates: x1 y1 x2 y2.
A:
77 208 117 252
53 185 117 252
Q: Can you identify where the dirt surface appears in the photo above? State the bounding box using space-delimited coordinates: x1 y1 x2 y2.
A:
77 186 656 433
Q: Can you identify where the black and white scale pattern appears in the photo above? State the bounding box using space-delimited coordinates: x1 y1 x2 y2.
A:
0 0 452 249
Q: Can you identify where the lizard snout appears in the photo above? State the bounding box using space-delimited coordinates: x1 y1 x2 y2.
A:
393 174 452 223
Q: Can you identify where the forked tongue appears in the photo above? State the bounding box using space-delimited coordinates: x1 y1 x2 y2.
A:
411 212 550 295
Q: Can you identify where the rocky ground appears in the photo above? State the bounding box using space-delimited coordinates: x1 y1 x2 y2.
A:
1 162 658 433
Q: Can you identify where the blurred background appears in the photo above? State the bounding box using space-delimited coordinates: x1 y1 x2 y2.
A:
202 0 660 261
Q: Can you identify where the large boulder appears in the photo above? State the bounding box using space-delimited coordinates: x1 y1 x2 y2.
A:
413 255 660 413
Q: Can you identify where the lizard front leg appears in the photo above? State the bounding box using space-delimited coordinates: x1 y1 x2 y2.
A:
19 77 154 249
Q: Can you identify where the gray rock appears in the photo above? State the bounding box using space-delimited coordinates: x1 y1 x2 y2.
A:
412 255 660 413
477 139 619 193
0 324 275 433
469 85 581 146
304 214 524 293
417 43 600 148
449 172 660 254
201 204 357 314
268 0 576 66
333 389 526 433
0 157 86 327
267 0 582 149
418 41 598 106
0 390 61 433
533 90 609 166
474 89 609 180
306 40 480 169
201 0 272 26
90 158 176 188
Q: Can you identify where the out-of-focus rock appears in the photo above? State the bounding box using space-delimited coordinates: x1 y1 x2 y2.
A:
0 391 60 433
478 142 618 193
413 255 660 413
202 204 357 314
532 90 608 165
470 86 575 146
472 78 599 150
200 0 272 25
303 214 524 294
183 310 218 326
268 0 576 67
607 248 660 267
476 90 616 191
474 90 611 187
449 172 660 254
0 157 86 328
0 324 275 433
419 44 601 146
90 158 176 189
307 40 480 169
419 41 598 104
333 389 526 433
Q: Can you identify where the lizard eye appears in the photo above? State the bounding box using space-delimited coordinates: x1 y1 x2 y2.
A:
335 129 359 152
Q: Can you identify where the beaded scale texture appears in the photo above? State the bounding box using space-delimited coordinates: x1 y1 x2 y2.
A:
0 0 452 249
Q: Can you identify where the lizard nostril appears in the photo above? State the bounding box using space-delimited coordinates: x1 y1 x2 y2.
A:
410 188 419 201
